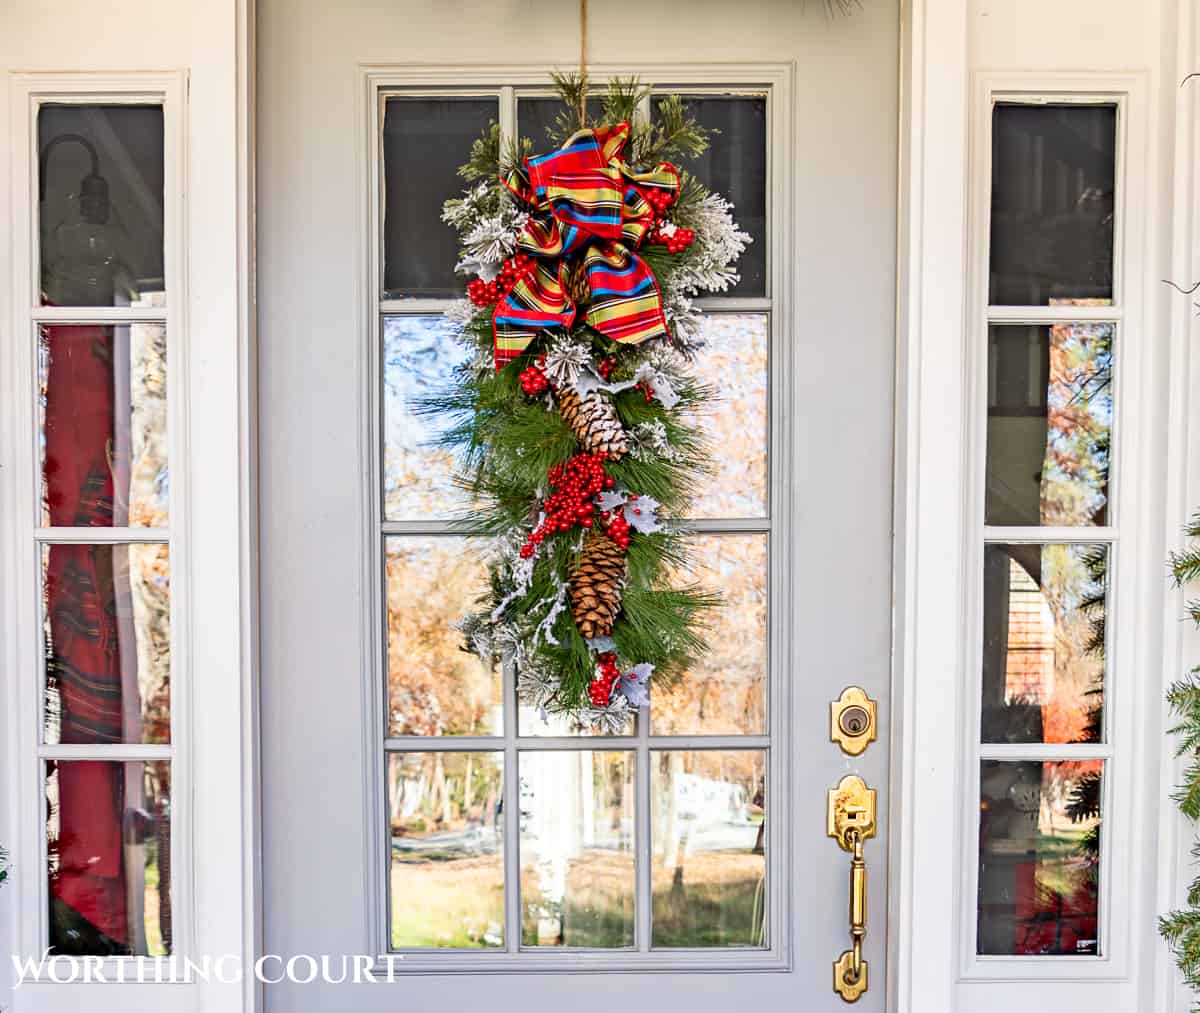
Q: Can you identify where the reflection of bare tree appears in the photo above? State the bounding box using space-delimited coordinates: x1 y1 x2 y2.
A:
386 538 500 737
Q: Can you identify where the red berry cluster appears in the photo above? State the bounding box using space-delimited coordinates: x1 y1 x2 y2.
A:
643 182 676 215
520 363 549 397
520 453 615 558
600 503 632 550
597 357 617 381
589 652 622 707
467 253 536 307
634 381 655 403
648 220 696 254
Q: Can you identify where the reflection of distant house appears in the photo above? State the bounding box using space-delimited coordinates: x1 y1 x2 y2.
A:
1003 559 1055 705
672 773 750 824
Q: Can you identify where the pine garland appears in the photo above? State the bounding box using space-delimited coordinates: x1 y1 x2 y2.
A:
423 75 749 728
1161 512 1200 1000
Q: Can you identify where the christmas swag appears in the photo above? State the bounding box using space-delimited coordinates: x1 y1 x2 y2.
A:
427 75 750 730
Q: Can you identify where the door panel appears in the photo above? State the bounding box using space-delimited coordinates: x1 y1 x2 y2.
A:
256 1 898 1009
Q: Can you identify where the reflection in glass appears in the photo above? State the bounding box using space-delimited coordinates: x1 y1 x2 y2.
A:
40 323 169 528
978 760 1101 956
990 104 1116 306
519 698 633 738
43 543 170 745
653 96 767 296
383 316 474 521
383 97 498 298
689 314 768 519
47 760 170 955
651 750 766 948
652 535 766 736
39 105 165 307
986 323 1112 527
981 544 1106 745
516 97 604 148
519 751 635 948
389 752 504 949
385 537 501 737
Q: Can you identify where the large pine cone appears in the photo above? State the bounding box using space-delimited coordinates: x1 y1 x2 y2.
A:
557 385 628 460
569 532 627 640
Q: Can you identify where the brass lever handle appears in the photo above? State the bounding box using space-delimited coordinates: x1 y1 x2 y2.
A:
827 774 875 1003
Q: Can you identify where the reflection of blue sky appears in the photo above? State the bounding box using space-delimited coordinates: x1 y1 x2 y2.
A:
383 316 472 518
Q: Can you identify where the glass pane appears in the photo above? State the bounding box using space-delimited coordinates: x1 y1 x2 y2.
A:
385 536 501 737
38 105 164 307
990 103 1116 306
690 313 768 520
652 534 767 735
47 759 171 955
519 751 635 948
43 543 170 745
383 316 473 521
977 759 1102 956
517 96 604 148
383 97 498 298
40 323 168 528
651 750 766 948
652 95 767 296
388 752 504 949
986 323 1112 527
981 544 1106 745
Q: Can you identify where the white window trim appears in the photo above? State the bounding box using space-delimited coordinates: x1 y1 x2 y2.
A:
959 71 1150 983
0 3 259 1005
357 62 795 973
893 2 1183 1009
6 69 192 966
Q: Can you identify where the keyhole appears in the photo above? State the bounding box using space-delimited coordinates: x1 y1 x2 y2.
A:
839 705 869 737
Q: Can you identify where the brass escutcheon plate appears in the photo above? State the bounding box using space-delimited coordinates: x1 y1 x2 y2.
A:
833 950 869 1002
827 774 877 851
830 686 878 756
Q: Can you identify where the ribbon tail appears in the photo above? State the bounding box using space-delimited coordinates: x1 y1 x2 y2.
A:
493 261 576 371
583 246 671 347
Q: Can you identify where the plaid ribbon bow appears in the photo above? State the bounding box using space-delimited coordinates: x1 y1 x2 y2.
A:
493 121 679 370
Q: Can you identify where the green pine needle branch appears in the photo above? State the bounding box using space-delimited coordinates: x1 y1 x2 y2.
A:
1161 511 1200 1004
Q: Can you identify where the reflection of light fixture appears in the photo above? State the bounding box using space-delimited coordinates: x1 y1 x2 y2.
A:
39 132 132 303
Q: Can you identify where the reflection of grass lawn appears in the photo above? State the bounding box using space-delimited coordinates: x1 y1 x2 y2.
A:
652 852 765 948
391 855 504 949
390 850 766 951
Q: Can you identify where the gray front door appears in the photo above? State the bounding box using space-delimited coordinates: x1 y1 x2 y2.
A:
256 2 899 1009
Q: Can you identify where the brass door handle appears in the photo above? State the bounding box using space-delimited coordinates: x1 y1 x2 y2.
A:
827 774 876 1003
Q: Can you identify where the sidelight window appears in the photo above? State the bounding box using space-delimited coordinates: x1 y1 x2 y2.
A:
970 93 1127 968
12 83 184 962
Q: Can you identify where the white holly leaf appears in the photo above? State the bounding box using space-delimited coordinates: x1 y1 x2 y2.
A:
587 636 617 653
622 495 662 534
574 367 638 399
595 490 627 513
632 363 680 409
619 663 653 708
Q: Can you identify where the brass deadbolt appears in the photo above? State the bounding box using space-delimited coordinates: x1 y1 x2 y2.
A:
830 687 877 756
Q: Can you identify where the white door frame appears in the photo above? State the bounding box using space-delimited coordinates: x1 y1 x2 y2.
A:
6 1 1191 1011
